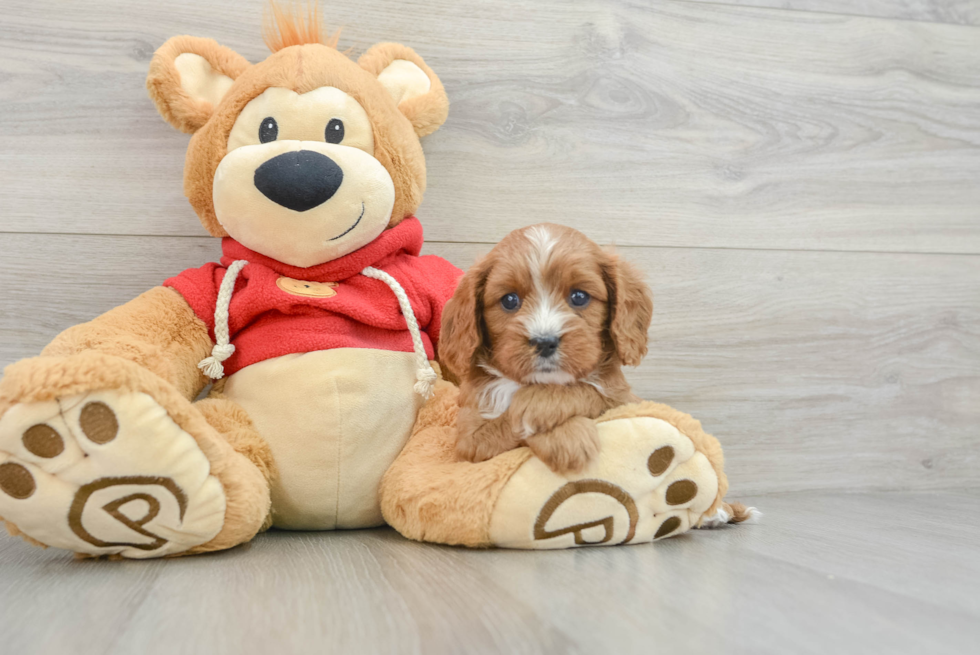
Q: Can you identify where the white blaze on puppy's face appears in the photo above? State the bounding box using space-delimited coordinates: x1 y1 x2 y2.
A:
520 226 572 352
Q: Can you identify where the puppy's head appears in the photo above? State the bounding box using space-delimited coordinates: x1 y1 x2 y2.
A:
440 223 653 383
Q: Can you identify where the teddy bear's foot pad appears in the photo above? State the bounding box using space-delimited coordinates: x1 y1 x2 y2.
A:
0 390 225 558
489 415 719 549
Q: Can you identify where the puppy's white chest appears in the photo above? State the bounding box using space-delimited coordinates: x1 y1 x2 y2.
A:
477 374 523 419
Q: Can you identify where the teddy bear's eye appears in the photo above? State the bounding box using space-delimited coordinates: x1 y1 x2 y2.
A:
259 117 278 143
500 293 521 312
325 118 345 144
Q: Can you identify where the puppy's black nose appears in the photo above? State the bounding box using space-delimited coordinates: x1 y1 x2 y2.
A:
529 336 560 358
253 150 343 212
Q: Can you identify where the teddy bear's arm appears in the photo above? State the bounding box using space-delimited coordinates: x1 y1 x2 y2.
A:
40 286 213 400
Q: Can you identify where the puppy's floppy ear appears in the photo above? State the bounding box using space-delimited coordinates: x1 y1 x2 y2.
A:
439 258 491 380
603 252 653 367
358 43 449 137
147 36 251 134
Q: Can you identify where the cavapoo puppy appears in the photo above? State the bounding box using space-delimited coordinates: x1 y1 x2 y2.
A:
440 223 654 473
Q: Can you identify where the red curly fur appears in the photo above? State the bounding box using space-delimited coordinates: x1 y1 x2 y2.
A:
440 224 654 474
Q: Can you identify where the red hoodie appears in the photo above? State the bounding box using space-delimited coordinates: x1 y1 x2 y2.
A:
165 217 463 377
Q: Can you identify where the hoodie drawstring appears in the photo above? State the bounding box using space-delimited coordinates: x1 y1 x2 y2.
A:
198 260 437 400
198 259 249 380
360 266 438 400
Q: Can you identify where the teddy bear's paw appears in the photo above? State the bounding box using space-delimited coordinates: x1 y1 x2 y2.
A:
488 414 719 549
0 390 225 558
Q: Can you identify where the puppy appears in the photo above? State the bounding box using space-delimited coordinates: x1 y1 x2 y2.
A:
440 223 653 473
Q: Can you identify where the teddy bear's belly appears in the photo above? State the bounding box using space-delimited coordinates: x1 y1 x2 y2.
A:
221 348 424 530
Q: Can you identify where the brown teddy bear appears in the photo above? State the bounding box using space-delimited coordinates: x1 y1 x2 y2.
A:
0 6 750 558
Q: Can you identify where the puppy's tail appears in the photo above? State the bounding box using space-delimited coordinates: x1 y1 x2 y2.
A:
699 501 762 528
725 501 762 524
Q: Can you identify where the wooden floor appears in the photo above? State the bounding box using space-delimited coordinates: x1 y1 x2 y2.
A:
1 490 977 654
0 0 978 652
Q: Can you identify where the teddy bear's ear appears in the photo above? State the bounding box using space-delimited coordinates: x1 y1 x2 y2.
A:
146 36 251 134
358 43 449 137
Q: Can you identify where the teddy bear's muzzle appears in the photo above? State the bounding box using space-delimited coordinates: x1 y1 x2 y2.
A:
253 150 344 213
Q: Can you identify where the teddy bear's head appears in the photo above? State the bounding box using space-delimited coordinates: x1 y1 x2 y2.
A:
146 5 448 267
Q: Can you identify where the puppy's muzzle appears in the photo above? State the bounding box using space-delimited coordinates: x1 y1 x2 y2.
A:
253 150 344 212
529 336 560 359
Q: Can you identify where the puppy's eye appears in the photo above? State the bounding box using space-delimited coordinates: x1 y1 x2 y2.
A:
325 118 345 144
569 289 591 308
259 117 278 143
500 293 521 312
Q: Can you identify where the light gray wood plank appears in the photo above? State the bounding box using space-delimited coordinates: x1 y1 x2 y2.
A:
1 492 978 655
1 0 979 253
0 235 221 362
682 0 980 26
1 234 977 494
727 490 980 615
0 532 165 654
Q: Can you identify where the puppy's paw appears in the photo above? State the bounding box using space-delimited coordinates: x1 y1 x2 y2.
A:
508 384 607 438
455 421 519 464
524 417 600 474
454 431 491 463
507 386 556 436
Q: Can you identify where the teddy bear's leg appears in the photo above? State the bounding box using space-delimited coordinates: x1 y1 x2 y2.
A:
193 393 277 540
383 390 740 549
380 380 533 547
0 288 271 558
487 402 727 548
0 355 272 558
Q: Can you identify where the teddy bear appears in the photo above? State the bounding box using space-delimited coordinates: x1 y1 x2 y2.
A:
0 6 749 558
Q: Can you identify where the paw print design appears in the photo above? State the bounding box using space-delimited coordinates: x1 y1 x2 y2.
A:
489 412 720 549
0 390 225 558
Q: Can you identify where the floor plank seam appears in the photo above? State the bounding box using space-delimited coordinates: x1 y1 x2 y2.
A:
4 230 980 259
671 0 980 30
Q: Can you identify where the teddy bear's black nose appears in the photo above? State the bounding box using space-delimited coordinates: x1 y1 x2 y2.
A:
253 150 343 212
